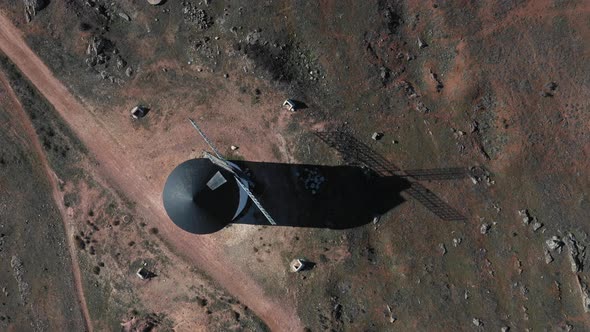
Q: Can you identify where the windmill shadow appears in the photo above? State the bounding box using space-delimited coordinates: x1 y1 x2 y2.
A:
231 161 411 229
314 130 469 221
163 119 474 234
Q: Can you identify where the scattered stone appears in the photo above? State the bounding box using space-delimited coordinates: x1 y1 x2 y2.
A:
415 101 430 113
546 236 564 251
544 249 554 264
125 67 133 77
429 68 444 92
116 57 127 70
439 243 447 256
372 132 384 141
380 66 390 79
515 259 523 274
136 267 155 280
10 256 30 305
23 0 46 22
418 37 427 48
118 12 131 21
545 81 558 91
453 237 462 247
470 120 479 133
522 305 529 320
131 105 149 119
480 223 490 235
86 36 107 58
398 80 418 98
147 0 164 5
565 233 585 272
452 128 466 138
541 81 558 97
518 209 532 224
372 215 381 224
230 145 239 151
532 221 543 232
501 326 510 332
386 305 396 323
576 275 590 312
282 99 301 112
223 73 229 78
380 66 391 84
469 166 494 186
298 168 325 194
182 4 213 30
472 318 482 327
290 258 312 272
540 91 552 97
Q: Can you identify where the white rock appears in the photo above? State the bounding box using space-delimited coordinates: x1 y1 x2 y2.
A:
546 236 564 251
532 221 543 232
480 223 490 235
544 250 553 264
418 38 427 48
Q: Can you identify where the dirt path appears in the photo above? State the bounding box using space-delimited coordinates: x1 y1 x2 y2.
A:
0 72 93 332
0 11 301 331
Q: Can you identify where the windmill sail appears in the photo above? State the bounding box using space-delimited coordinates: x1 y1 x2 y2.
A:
189 118 223 159
189 118 277 226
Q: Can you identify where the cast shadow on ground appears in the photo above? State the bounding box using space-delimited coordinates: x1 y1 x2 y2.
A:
231 161 411 229
314 130 469 221
163 132 471 234
288 99 308 110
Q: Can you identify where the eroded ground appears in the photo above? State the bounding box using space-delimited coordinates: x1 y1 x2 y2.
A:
0 67 86 332
0 0 589 331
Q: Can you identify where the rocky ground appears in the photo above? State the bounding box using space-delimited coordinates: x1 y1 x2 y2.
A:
0 0 589 331
0 66 86 332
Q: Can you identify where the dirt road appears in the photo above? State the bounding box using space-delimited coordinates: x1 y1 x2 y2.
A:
0 11 301 331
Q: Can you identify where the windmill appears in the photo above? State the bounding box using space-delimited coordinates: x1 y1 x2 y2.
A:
187 118 276 226
161 119 276 234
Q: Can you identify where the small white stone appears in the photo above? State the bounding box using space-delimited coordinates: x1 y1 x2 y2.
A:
480 223 490 235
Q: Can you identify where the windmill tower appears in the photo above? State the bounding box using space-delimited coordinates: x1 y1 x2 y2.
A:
162 119 276 234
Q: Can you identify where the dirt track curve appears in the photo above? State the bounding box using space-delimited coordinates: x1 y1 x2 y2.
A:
0 72 93 332
0 11 301 332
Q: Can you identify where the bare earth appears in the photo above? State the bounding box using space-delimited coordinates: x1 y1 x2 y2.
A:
1 0 589 331
0 70 93 331
0 10 300 332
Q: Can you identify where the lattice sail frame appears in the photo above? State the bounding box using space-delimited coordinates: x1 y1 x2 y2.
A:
189 118 277 225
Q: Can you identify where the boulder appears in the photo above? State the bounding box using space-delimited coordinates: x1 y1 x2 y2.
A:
23 0 46 22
